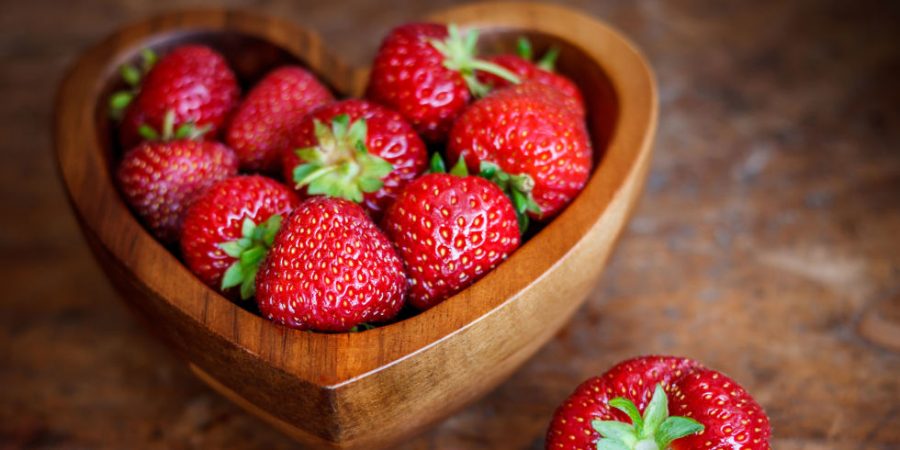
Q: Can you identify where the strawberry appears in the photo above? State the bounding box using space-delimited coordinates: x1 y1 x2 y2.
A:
366 23 521 142
668 368 773 450
546 356 702 449
113 45 240 149
381 157 520 310
282 99 428 219
225 66 333 172
447 82 592 226
180 175 299 299
255 197 407 331
545 355 772 450
477 38 585 117
116 111 238 243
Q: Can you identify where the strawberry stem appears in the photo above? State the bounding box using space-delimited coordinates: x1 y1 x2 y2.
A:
161 109 176 139
291 114 393 203
592 384 704 450
428 24 521 98
469 59 521 85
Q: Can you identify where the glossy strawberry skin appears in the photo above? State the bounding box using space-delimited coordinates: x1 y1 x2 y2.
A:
477 54 585 116
282 99 428 219
366 23 469 142
546 356 772 450
226 66 333 172
447 82 592 220
546 356 702 450
381 173 520 310
670 368 773 450
120 45 240 149
180 175 299 293
116 140 238 243
255 198 407 331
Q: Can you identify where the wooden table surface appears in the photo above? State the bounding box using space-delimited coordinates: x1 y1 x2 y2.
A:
2 0 899 448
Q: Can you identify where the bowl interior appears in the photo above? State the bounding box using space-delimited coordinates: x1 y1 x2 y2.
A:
81 16 628 384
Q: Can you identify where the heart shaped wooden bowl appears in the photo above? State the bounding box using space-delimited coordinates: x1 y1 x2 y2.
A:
54 3 656 449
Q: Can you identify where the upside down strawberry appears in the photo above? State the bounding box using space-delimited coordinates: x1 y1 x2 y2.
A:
116 111 238 243
546 355 772 450
114 45 240 149
448 82 592 226
366 23 521 141
180 175 299 299
381 156 520 309
255 197 407 331
282 99 428 219
477 38 585 117
226 66 333 172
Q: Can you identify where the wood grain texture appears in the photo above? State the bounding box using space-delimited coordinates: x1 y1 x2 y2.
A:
3 0 899 449
52 4 656 449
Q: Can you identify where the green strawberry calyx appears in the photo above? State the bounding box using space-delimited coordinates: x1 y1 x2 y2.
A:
478 161 541 234
218 214 283 300
109 48 157 120
292 114 394 203
592 384 705 450
137 109 211 142
428 152 469 176
429 24 522 98
516 37 560 72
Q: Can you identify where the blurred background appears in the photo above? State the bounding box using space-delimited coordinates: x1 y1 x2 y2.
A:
2 0 899 448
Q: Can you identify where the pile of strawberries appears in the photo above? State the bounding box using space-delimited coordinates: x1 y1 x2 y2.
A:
110 24 592 332
109 21 774 450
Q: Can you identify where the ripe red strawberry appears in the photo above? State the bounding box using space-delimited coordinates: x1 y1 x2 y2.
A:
282 99 428 219
115 45 240 149
447 82 592 224
255 197 406 331
546 356 702 449
225 66 333 172
117 141 238 243
668 368 773 450
381 158 520 309
180 175 299 299
366 23 521 142
546 355 772 450
477 38 585 117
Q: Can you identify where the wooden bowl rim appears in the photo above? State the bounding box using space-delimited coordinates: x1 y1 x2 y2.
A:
54 2 657 386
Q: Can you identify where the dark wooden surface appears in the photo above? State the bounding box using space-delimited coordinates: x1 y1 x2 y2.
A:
2 0 899 449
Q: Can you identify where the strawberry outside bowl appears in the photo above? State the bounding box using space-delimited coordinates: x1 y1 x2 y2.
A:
52 3 657 449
